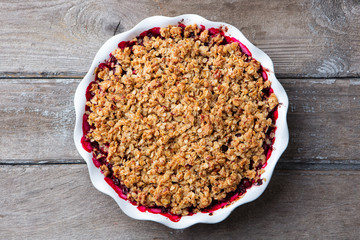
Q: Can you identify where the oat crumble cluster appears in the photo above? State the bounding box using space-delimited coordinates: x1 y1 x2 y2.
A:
85 24 278 216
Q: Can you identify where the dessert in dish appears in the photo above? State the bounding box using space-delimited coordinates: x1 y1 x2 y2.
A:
82 24 278 218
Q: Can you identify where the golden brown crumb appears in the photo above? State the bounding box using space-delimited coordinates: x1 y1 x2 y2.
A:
86 24 278 215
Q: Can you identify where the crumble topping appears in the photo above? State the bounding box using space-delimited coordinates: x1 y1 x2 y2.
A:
85 24 278 216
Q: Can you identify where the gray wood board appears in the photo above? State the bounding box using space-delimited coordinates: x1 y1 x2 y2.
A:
1 78 359 166
0 0 359 78
0 165 359 239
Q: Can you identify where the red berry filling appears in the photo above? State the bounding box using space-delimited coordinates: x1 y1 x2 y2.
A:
81 23 278 221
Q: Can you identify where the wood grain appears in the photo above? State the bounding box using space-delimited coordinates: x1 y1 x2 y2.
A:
283 78 360 165
0 78 79 162
0 165 359 239
0 0 359 78
1 78 360 166
1 1 360 239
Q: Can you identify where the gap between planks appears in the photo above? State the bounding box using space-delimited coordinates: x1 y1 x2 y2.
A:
1 74 360 80
2 160 360 171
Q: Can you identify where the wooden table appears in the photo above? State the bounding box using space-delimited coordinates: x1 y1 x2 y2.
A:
1 0 359 239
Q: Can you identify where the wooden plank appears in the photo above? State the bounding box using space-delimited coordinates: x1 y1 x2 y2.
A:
0 78 80 162
283 78 360 164
0 165 359 239
0 0 359 78
1 78 360 165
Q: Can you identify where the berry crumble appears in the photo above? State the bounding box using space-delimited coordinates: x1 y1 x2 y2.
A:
82 24 278 217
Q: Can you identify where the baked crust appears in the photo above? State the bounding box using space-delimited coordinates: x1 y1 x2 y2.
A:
85 24 278 215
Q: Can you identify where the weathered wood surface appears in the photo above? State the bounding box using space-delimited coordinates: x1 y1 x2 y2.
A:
1 78 360 167
1 165 359 239
1 0 360 238
0 0 360 78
